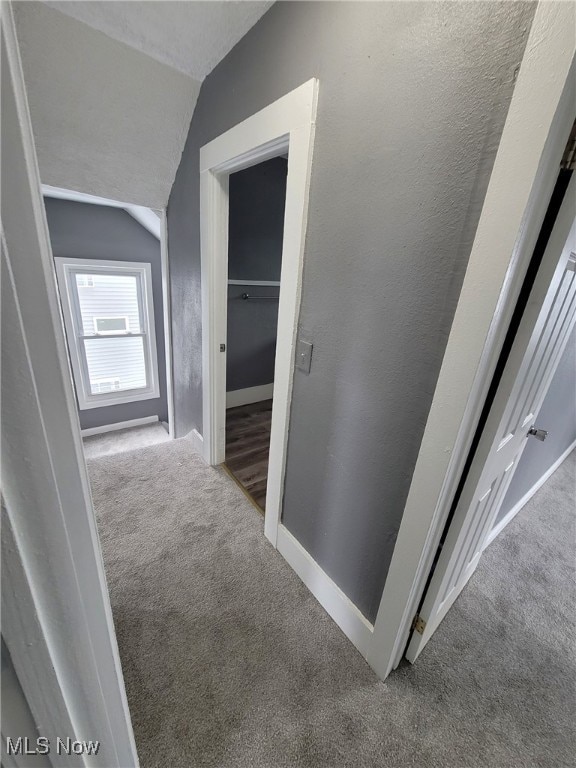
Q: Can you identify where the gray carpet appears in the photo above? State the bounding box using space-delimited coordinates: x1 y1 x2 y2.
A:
83 423 170 459
87 441 575 768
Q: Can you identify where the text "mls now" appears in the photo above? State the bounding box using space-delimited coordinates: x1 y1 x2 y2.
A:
5 736 101 756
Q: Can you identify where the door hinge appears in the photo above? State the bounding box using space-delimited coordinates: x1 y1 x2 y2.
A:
412 614 426 634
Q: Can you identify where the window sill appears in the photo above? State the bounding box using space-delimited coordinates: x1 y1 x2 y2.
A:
78 388 160 410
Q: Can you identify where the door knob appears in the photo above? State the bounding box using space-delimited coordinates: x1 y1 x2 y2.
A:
528 426 548 441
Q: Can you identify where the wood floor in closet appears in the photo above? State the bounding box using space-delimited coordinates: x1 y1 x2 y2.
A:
225 399 272 512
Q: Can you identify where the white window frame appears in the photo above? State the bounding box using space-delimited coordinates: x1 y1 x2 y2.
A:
54 257 160 409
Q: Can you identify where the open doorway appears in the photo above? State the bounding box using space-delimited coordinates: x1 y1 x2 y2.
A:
43 187 174 459
406 162 575 662
223 157 288 512
199 78 318 545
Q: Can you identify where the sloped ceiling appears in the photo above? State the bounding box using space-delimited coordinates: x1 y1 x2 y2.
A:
13 1 273 208
44 1 274 80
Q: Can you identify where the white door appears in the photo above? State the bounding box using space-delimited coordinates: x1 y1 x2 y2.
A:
407 174 576 662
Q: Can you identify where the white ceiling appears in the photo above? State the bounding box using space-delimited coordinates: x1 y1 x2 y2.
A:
43 1 274 80
15 2 274 208
15 2 201 208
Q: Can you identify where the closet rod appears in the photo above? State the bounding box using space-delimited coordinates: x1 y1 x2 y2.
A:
241 293 279 301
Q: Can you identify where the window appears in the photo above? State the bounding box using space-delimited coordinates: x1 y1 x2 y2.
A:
54 258 160 409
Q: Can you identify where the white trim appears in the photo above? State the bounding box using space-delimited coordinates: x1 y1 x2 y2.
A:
228 279 281 287
366 3 576 680
42 184 161 240
226 383 274 409
186 428 205 457
2 3 138 763
276 526 374 655
484 442 576 549
2 486 78 768
405 179 576 663
54 257 161 410
160 209 176 438
201 132 293 175
81 415 159 437
43 184 131 209
199 79 318 554
125 207 161 241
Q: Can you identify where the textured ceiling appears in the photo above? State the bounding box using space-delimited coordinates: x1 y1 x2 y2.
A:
15 1 274 207
43 1 275 80
15 2 201 208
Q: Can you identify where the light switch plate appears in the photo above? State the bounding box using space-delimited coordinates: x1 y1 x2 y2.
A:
296 339 313 374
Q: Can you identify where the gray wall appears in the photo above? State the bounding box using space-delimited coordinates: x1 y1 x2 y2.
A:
44 198 168 430
496 327 576 525
227 158 286 391
167 1 535 621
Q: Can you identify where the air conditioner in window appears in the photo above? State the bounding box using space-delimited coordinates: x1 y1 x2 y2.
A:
93 316 130 335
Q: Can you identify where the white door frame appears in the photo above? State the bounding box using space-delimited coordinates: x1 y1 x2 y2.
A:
407 177 576 662
366 2 575 679
199 78 318 545
160 207 176 437
2 3 139 764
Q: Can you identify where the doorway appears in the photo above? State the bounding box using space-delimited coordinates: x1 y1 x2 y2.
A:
407 167 575 661
223 158 288 512
199 78 318 544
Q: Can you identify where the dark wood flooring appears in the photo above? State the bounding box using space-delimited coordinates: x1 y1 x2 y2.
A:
225 399 272 513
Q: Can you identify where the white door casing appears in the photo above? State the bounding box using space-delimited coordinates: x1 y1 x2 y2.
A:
368 2 575 680
199 79 318 546
198 82 375 654
407 174 576 662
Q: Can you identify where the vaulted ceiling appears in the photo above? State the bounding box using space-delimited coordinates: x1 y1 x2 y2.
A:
14 1 273 208
44 1 274 80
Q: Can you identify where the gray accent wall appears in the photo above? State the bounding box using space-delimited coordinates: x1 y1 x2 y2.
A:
496 327 576 525
227 158 286 391
227 283 279 391
228 157 286 282
44 198 168 430
167 2 535 621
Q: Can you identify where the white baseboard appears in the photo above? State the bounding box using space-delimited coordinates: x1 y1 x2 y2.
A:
226 384 274 409
484 440 576 549
186 428 205 459
276 525 374 657
81 415 158 437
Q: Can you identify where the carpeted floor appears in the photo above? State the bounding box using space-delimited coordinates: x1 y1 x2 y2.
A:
87 441 575 768
83 423 170 459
